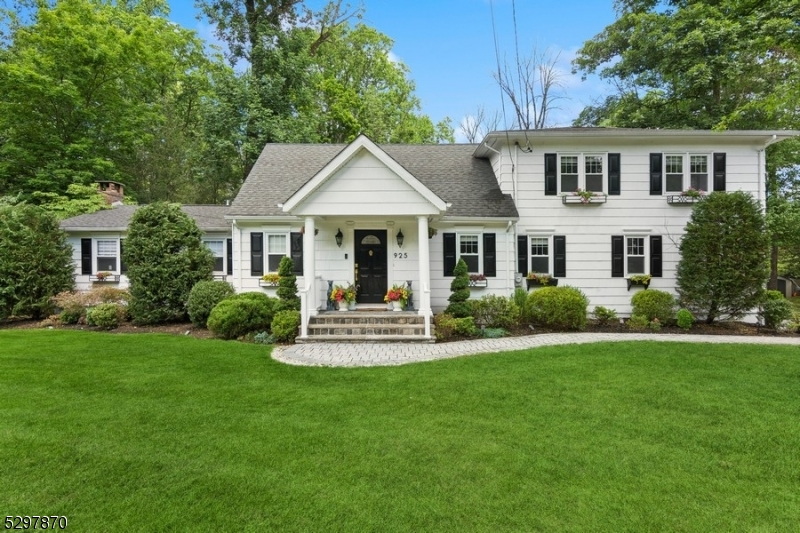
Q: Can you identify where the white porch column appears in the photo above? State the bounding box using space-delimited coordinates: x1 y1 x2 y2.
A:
417 216 432 337
300 217 317 338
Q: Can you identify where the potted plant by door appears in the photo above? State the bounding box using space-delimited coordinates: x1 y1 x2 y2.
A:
330 285 349 311
384 284 410 311
345 283 358 310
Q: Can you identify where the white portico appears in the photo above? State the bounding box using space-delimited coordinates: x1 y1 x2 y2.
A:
279 135 449 339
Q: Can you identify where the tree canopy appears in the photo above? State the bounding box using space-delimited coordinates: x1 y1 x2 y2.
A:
0 0 449 210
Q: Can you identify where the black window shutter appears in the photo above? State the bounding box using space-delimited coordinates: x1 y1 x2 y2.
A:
517 235 528 275
608 153 621 195
544 153 557 196
650 153 662 195
443 233 456 276
250 232 263 277
482 233 496 277
120 239 127 274
650 235 663 278
290 232 303 276
553 235 566 278
226 238 233 276
713 152 726 191
81 238 92 275
611 235 624 277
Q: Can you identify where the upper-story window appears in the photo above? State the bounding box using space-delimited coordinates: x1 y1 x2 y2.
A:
559 154 605 193
665 154 709 193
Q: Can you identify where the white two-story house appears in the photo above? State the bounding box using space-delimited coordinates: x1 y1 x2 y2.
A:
61 128 797 340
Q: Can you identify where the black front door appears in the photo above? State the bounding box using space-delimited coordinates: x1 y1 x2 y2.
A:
355 230 387 304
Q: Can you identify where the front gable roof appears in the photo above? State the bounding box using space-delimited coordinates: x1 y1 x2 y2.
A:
228 140 518 219
282 134 448 214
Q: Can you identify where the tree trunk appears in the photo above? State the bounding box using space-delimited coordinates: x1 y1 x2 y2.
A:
769 244 779 290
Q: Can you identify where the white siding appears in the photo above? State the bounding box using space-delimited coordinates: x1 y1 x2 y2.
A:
293 150 439 216
512 140 762 316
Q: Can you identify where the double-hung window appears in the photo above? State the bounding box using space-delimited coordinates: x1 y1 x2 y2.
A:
530 237 550 274
626 237 646 275
665 153 709 193
205 240 224 272
459 234 480 273
266 234 287 272
559 154 605 193
96 240 118 272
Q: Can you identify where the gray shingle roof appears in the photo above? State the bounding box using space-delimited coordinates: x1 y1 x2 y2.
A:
229 143 519 219
60 205 231 232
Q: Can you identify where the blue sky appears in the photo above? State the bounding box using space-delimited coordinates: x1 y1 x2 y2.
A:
167 0 618 140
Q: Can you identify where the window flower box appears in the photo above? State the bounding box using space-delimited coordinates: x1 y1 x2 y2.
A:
468 274 487 288
259 273 280 287
627 275 651 291
213 274 228 281
666 195 703 205
526 276 558 289
562 191 607 205
90 273 120 283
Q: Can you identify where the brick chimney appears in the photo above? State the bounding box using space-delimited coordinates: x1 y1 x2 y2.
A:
96 181 124 206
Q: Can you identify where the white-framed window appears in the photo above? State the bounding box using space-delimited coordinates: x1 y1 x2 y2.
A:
626 237 646 275
266 233 287 272
96 239 118 272
458 234 480 273
559 153 605 193
665 153 709 193
204 240 224 272
530 237 550 274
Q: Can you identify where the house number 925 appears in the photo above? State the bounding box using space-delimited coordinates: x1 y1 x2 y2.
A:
394 252 408 259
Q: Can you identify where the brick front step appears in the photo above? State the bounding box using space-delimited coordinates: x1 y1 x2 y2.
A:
301 311 433 343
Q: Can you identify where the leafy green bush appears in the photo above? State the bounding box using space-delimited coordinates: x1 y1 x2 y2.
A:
648 318 662 331
528 286 589 331
86 303 122 330
676 308 695 330
471 294 520 329
592 306 618 326
271 310 300 342
627 314 649 330
207 292 276 340
759 290 793 329
452 317 478 337
0 205 74 320
445 259 472 318
187 280 235 327
512 288 530 323
276 256 300 312
434 313 455 341
59 308 82 325
124 203 214 325
52 288 130 325
631 289 675 323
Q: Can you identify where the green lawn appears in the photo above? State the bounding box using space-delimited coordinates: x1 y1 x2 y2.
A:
1 331 799 532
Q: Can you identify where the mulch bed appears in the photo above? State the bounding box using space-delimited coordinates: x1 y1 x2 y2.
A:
2 316 797 340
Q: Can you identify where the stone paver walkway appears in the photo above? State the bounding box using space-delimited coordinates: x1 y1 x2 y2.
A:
272 333 800 367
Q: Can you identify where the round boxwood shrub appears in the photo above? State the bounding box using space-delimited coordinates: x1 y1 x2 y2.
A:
207 292 276 340
631 289 675 324
759 290 793 329
528 286 589 331
271 310 301 343
187 280 235 327
676 308 695 330
86 303 122 330
471 294 520 329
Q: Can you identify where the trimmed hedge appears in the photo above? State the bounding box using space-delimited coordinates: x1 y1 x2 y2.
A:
271 310 301 342
187 280 235 327
207 292 277 340
631 289 675 323
528 286 589 331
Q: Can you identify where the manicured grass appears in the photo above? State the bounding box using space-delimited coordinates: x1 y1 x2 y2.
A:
1 331 799 532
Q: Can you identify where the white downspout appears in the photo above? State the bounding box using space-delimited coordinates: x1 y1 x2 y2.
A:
513 143 518 201
506 220 514 297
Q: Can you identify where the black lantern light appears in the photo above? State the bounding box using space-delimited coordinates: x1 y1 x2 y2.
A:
335 228 343 247
396 229 404 248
